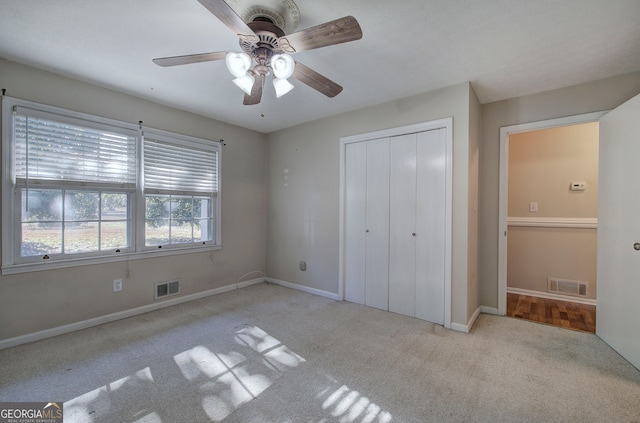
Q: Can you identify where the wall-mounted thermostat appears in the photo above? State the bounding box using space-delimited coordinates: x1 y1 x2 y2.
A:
570 182 586 191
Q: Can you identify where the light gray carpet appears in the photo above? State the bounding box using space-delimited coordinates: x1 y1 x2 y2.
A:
1 282 639 422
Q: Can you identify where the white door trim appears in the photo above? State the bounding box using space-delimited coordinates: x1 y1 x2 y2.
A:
497 111 607 315
339 117 453 328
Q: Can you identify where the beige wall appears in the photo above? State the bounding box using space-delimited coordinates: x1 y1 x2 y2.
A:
265 82 479 327
479 71 640 309
507 227 597 297
507 123 599 298
0 59 267 340
508 124 599 218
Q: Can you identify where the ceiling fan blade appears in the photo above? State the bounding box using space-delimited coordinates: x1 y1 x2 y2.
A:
152 51 227 67
243 75 264 105
197 0 259 43
292 61 343 98
278 16 362 54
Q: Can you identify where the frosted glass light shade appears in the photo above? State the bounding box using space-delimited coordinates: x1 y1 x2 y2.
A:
273 78 294 98
271 54 295 79
226 52 252 78
233 74 255 95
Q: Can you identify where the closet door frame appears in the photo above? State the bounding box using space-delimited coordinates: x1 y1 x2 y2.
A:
339 118 453 329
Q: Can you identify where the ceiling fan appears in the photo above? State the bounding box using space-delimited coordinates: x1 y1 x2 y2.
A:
153 0 363 105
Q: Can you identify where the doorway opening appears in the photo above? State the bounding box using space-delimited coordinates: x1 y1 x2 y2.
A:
498 112 606 332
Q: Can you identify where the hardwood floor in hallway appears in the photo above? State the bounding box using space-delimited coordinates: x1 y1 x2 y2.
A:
506 293 596 333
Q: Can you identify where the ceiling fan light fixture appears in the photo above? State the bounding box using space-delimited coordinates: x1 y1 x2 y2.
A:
273 77 294 98
153 1 362 105
271 54 295 79
226 52 252 78
233 74 255 95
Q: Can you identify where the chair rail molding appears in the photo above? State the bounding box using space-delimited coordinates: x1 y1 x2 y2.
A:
507 217 598 229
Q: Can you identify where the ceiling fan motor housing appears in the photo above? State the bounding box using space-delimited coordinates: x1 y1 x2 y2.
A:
226 0 301 33
243 21 285 52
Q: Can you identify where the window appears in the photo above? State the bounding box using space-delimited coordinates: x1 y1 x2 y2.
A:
21 189 130 257
2 97 221 273
142 132 218 248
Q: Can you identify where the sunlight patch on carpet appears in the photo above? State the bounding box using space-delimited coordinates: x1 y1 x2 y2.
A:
62 326 305 423
319 384 393 423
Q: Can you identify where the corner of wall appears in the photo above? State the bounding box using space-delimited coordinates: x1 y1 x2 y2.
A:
467 83 482 325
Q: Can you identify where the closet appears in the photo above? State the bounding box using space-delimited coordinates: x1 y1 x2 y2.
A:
343 126 447 325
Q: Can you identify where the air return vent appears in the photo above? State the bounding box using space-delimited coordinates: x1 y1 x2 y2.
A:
547 278 588 297
155 280 180 300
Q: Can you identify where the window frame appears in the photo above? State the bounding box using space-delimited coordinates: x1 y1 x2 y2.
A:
140 127 221 252
1 96 222 275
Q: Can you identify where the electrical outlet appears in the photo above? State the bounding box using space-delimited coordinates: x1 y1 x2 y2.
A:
113 279 123 292
570 182 586 191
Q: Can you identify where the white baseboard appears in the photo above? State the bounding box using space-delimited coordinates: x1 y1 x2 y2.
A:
449 322 468 333
468 306 482 331
507 286 596 306
480 306 500 315
266 278 341 301
450 305 501 333
0 277 266 350
237 277 265 289
450 306 482 334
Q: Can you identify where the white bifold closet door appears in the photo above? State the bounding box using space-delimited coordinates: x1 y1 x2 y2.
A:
389 130 446 324
344 138 390 310
388 134 417 316
344 128 446 324
364 138 390 310
344 141 367 305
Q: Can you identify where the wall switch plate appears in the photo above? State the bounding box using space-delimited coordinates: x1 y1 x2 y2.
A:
529 202 538 212
113 279 123 292
299 261 307 271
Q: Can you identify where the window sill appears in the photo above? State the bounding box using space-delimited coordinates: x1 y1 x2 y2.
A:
1 244 223 275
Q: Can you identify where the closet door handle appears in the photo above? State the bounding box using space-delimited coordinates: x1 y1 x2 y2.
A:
366 229 370 233
412 232 416 237
634 242 640 251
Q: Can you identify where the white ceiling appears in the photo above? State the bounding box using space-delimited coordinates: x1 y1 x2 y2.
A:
1 0 639 133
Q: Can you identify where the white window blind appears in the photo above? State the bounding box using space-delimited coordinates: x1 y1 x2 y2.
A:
2 96 223 272
13 108 137 188
144 137 218 195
